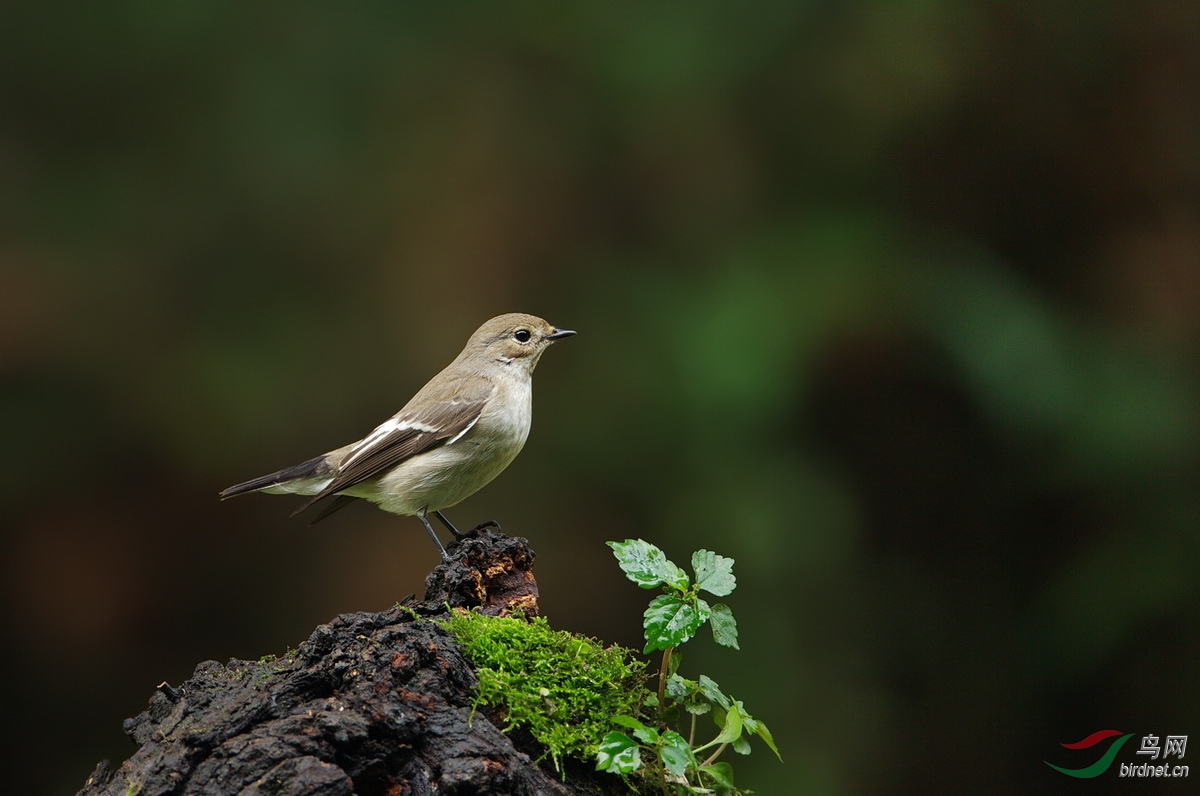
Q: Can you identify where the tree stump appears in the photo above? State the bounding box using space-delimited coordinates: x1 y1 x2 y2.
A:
78 529 630 796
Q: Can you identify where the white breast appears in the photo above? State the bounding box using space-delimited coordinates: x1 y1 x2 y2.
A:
364 369 534 516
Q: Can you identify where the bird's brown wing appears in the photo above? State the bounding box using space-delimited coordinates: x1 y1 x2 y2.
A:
295 390 490 513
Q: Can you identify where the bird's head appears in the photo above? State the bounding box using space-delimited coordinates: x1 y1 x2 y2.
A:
467 313 575 371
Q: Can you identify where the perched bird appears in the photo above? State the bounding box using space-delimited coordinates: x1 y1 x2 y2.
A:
220 313 575 560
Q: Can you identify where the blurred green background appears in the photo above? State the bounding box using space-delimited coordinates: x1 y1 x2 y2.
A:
2 3 1198 794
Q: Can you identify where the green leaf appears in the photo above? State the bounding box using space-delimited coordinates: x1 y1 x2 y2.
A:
596 731 642 774
711 701 744 746
642 594 709 653
709 603 739 650
692 550 736 597
659 730 694 777
612 714 658 744
732 734 752 755
610 715 646 730
754 718 782 760
697 675 732 710
700 762 736 788
667 647 683 677
665 673 692 702
608 540 689 590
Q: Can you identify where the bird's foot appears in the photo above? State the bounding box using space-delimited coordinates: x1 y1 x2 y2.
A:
471 519 501 534
432 510 501 541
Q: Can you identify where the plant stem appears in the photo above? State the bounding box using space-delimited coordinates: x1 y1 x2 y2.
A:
701 743 728 768
657 647 672 720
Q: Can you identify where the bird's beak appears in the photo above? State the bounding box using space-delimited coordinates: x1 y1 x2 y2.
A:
546 328 576 341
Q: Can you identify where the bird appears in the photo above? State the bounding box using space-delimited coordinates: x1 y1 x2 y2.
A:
220 313 575 560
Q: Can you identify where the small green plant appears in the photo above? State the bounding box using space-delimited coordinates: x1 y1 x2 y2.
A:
442 611 648 773
598 539 780 795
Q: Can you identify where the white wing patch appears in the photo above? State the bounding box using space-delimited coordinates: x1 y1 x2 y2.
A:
445 413 481 445
340 418 399 470
339 415 443 471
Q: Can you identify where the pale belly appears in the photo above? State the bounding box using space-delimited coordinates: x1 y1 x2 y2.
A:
345 427 527 516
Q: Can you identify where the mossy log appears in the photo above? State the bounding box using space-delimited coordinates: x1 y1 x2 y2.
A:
78 529 631 796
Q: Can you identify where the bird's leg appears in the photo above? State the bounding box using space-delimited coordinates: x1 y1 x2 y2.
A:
417 509 451 562
433 510 466 540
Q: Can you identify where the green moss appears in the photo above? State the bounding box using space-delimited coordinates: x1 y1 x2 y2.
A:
443 611 650 772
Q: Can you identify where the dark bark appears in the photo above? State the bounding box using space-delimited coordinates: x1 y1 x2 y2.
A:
78 529 631 796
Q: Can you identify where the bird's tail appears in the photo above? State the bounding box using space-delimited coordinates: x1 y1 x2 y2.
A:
219 454 331 500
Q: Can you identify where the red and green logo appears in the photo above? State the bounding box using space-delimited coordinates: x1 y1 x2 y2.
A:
1045 730 1135 778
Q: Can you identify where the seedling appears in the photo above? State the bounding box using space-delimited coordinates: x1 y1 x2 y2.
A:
599 540 780 795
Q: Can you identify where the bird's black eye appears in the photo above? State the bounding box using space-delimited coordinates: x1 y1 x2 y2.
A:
513 329 532 343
